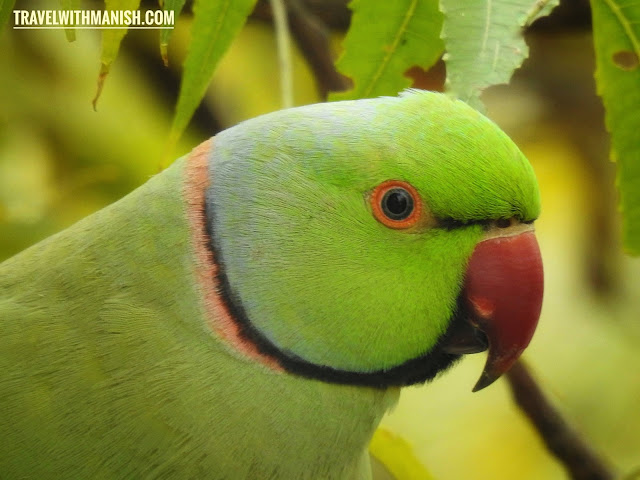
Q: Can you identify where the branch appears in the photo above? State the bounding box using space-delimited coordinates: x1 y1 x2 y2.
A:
253 0 351 98
270 0 294 108
505 360 616 480
284 0 350 97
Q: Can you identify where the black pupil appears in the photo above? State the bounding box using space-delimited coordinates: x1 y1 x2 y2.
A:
381 188 414 221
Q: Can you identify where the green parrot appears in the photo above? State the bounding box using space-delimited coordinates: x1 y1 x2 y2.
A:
0 90 543 479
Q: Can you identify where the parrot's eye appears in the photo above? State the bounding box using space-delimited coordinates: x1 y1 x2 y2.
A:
370 180 422 229
382 188 413 219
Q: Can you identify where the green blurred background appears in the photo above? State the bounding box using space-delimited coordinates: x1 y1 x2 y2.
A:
1 1 639 479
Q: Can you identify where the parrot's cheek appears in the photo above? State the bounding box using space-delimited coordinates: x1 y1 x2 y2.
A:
459 229 544 391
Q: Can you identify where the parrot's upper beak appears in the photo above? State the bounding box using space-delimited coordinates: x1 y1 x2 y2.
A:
442 227 544 392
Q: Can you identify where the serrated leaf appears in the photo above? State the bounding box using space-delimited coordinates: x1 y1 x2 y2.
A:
168 0 257 147
591 0 640 255
330 0 444 101
160 0 186 66
58 0 81 42
93 0 141 109
0 0 17 32
441 0 558 110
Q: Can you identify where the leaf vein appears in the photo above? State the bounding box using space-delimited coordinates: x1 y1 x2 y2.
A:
602 0 640 57
481 0 494 56
362 0 419 97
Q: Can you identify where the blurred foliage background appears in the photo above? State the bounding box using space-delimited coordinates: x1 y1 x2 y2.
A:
1 0 639 479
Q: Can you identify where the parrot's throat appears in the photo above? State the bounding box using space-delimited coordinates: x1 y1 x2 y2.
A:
185 140 467 389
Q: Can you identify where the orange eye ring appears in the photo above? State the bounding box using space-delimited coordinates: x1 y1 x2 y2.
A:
370 180 422 229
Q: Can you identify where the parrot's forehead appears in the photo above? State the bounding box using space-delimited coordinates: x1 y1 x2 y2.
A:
220 90 541 222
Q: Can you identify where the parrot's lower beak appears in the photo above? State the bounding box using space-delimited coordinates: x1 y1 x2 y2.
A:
442 228 544 392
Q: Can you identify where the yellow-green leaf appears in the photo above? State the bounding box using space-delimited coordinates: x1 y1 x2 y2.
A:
0 0 17 32
58 0 81 42
369 428 435 480
160 0 186 66
93 0 142 109
441 0 558 110
330 0 443 101
591 0 640 255
168 0 257 147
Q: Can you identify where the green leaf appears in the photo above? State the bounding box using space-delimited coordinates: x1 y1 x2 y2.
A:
0 0 17 32
160 0 187 66
330 0 443 101
441 0 558 110
58 0 81 42
93 0 142 110
168 0 257 147
591 0 640 255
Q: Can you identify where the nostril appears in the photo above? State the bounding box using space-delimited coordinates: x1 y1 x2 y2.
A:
496 218 511 228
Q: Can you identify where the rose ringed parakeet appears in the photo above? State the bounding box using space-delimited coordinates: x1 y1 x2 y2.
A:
0 90 543 478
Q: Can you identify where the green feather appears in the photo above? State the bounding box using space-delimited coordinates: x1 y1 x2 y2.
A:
211 90 539 371
0 90 539 478
0 158 397 477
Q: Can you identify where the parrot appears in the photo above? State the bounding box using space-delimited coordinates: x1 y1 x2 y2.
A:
0 90 543 479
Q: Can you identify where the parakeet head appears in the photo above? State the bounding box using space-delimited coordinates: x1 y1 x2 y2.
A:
200 90 543 391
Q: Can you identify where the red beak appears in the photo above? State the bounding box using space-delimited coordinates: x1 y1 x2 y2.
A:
464 229 544 391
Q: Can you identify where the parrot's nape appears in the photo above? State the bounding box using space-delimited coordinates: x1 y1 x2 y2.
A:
0 90 543 478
